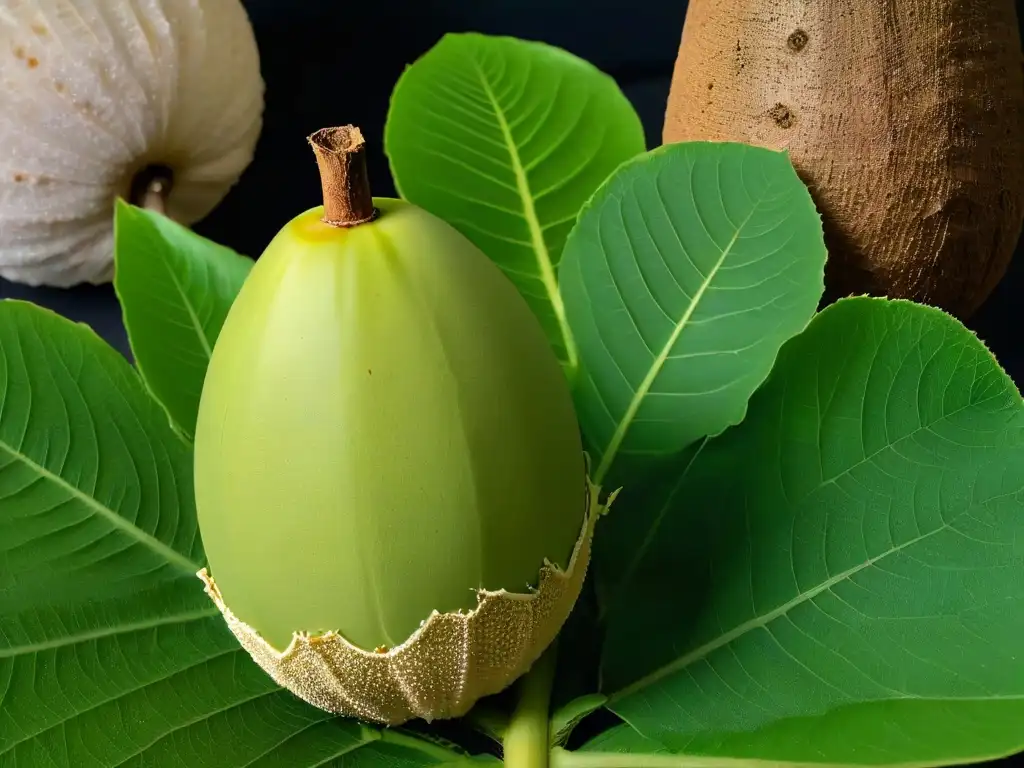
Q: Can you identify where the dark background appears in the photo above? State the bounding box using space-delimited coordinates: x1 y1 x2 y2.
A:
1 0 1021 387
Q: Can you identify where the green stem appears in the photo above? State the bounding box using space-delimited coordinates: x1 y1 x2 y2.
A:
503 643 559 768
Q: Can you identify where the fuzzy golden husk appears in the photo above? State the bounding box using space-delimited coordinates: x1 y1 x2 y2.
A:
198 475 614 726
663 0 1024 319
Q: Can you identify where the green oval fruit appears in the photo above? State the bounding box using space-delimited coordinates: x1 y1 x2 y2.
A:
193 126 601 725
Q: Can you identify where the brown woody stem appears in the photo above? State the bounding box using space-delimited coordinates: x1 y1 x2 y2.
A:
308 126 378 227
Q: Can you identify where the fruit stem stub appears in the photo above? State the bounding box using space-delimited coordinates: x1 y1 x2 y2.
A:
308 125 378 227
129 164 174 216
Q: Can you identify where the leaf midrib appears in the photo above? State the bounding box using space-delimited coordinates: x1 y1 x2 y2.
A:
117 209 215 366
151 237 214 360
592 202 761 485
472 60 579 375
0 440 199 574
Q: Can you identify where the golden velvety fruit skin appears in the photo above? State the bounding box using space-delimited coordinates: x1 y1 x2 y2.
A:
663 0 1024 319
194 198 586 655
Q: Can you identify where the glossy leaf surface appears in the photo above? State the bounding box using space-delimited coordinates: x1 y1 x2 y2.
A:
114 201 253 438
599 298 1024 760
559 142 826 485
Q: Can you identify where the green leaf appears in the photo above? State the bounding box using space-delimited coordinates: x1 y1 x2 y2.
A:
550 694 607 748
385 32 646 377
583 700 1024 767
579 723 696 758
598 297 1024 763
113 200 254 438
558 141 826 486
0 300 468 767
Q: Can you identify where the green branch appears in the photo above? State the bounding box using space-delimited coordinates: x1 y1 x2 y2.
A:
503 643 560 768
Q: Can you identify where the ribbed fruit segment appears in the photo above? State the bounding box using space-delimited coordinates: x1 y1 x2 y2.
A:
198 475 610 725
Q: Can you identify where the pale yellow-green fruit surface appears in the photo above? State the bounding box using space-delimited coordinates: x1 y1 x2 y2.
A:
193 198 588 658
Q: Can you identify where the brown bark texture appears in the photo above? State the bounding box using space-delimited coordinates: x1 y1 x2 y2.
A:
308 126 378 227
663 0 1024 319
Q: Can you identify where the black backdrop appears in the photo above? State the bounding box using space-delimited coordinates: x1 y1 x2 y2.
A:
1 0 1020 387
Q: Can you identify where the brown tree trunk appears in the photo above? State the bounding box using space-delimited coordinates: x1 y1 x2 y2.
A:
663 0 1024 319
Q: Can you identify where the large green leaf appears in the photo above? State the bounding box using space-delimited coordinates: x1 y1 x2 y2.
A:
113 200 254 439
581 700 1024 767
598 297 1024 762
385 32 646 377
559 141 826 486
0 300 471 767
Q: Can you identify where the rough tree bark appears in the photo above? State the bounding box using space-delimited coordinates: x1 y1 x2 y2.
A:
663 0 1024 319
